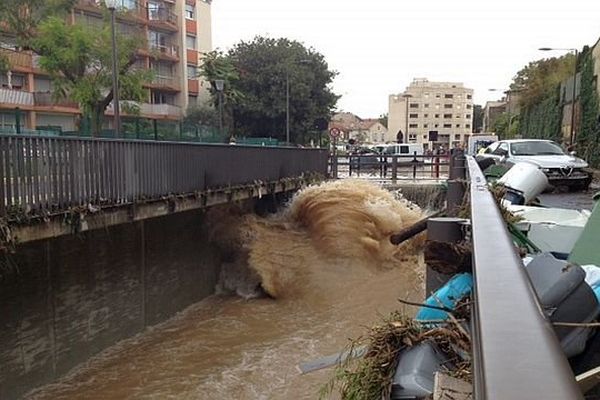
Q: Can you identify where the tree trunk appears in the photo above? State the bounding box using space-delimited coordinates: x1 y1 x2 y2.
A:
90 104 104 137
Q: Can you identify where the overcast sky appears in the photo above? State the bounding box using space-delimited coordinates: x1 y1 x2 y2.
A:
212 0 600 118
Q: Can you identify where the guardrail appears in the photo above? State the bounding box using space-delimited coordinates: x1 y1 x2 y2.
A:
0 135 328 217
466 155 582 399
329 153 450 181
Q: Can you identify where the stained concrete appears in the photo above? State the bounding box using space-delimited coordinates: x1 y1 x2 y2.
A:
0 209 221 399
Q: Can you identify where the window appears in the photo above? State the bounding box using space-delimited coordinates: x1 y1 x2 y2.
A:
455 124 461 128
409 103 419 108
423 124 429 128
465 114 471 119
408 134 417 140
444 104 452 109
455 134 461 140
424 104 430 108
423 114 429 118
466 124 471 129
492 142 509 155
185 4 195 19
435 93 441 98
409 123 418 128
444 94 453 99
151 90 175 105
443 114 452 119
186 35 196 50
187 65 198 78
1 73 25 89
434 123 439 128
467 94 472 99
423 135 428 139
443 123 452 128
434 114 440 118
466 104 472 109
409 113 418 118
456 115 461 119
188 94 197 105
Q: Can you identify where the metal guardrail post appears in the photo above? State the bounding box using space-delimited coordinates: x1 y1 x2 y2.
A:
467 156 582 400
391 156 397 182
426 217 466 294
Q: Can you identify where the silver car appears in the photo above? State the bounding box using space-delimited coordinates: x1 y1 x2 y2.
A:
479 139 592 190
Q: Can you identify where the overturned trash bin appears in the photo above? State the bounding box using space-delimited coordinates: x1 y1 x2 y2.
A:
525 253 600 357
497 162 548 205
391 341 453 399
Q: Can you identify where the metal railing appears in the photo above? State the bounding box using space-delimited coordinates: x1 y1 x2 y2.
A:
329 153 450 181
467 155 582 399
33 92 79 108
147 6 178 25
0 135 328 217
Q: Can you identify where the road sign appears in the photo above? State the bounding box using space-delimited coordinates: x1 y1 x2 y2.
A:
329 128 341 138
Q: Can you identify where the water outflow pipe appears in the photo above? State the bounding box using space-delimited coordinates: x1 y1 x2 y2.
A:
389 210 444 245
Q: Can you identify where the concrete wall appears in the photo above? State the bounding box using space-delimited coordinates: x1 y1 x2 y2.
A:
0 209 221 399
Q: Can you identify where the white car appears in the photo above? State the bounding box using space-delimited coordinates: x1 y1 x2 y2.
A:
479 139 592 190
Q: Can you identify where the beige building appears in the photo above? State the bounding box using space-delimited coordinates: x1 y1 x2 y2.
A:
0 0 213 132
329 112 389 143
388 78 474 150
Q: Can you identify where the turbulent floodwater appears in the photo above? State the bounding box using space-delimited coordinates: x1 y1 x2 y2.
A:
27 180 426 400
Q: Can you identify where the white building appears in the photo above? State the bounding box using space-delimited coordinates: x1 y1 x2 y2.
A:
388 78 474 150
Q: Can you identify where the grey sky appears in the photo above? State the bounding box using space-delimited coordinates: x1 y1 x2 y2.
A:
212 0 600 118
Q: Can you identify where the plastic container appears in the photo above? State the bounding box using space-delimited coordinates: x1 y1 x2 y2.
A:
498 162 548 204
526 253 600 357
390 341 451 399
416 273 473 322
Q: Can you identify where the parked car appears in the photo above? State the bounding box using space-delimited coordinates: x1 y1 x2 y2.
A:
479 139 592 190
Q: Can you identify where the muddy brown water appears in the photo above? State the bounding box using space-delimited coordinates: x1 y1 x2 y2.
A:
27 180 425 400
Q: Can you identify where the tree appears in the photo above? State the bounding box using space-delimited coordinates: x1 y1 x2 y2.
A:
378 113 388 128
30 16 150 135
202 36 339 143
0 0 76 44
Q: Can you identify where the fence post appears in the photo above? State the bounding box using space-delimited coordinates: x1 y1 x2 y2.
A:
412 151 417 180
391 156 397 182
434 152 440 178
153 119 158 141
15 107 21 134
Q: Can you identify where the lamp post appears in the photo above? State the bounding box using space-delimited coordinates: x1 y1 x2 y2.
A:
402 93 412 143
285 59 312 145
539 47 579 145
214 79 225 137
106 0 121 138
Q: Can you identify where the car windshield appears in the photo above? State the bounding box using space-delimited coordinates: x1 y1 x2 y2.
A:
510 141 565 156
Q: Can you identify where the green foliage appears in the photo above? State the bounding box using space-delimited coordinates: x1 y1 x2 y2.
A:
511 55 575 108
202 36 339 143
0 0 76 44
492 113 519 139
30 17 150 135
184 105 220 128
576 48 600 166
518 86 562 141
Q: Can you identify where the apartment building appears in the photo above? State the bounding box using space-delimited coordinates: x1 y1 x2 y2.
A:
0 0 212 132
388 78 474 150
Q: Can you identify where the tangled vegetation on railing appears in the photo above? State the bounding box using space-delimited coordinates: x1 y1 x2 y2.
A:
319 311 471 400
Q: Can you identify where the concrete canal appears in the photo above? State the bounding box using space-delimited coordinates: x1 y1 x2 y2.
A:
24 180 436 399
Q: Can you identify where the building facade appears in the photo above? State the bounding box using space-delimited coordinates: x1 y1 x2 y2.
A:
388 78 474 150
0 0 212 133
329 112 389 143
482 100 506 133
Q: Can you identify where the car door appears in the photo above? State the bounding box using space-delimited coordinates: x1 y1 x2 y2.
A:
486 142 509 162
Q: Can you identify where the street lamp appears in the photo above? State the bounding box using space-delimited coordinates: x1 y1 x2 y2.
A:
539 47 579 145
286 59 312 145
106 0 121 138
402 93 412 143
214 79 225 137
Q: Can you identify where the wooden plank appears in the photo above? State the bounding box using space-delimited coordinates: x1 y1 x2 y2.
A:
577 365 600 394
433 372 472 400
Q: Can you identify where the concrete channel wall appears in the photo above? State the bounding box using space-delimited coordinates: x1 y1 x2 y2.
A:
0 209 222 399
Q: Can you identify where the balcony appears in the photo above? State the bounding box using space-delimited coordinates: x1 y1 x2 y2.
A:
0 88 34 106
185 19 197 35
140 103 182 117
76 0 146 21
188 79 199 94
147 43 180 61
149 75 180 91
147 7 178 31
108 101 182 118
0 48 33 70
186 49 199 65
33 92 79 109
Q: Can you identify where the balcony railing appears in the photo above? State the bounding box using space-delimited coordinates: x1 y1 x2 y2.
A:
0 48 33 69
147 7 178 26
0 88 34 106
151 75 180 89
148 43 179 59
108 101 182 117
33 92 79 108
